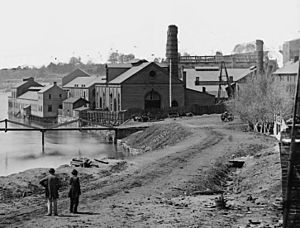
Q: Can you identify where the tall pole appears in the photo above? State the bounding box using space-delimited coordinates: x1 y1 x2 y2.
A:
41 130 45 154
169 59 172 108
283 54 300 227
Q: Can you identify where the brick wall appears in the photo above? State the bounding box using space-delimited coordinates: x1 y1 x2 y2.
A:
185 89 215 106
121 84 184 110
279 141 300 226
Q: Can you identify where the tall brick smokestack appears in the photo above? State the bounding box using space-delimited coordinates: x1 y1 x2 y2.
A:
166 25 178 78
256 39 264 75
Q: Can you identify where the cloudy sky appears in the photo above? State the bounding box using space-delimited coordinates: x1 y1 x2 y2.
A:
0 0 299 68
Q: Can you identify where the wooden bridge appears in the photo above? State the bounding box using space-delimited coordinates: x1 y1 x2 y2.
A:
0 118 119 153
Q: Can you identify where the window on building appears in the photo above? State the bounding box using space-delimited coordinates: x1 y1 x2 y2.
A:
109 93 113 110
113 98 117 111
58 104 62 109
171 100 178 107
100 97 102 108
117 93 121 111
48 105 52 112
149 70 156 80
103 92 106 107
83 91 86 99
59 94 62 98
49 94 51 99
195 77 200 85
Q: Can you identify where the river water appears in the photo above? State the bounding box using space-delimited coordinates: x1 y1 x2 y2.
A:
0 92 123 176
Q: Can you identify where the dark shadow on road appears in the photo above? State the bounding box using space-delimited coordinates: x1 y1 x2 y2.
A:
75 211 100 215
57 214 79 217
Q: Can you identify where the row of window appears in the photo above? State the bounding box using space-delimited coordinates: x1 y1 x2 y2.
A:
48 94 62 99
74 84 86 87
277 75 296 82
97 93 121 111
8 101 62 113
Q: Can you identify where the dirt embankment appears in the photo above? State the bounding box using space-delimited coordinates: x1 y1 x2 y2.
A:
0 116 283 227
123 122 192 152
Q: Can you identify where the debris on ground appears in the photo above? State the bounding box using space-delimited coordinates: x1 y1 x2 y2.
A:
70 157 109 168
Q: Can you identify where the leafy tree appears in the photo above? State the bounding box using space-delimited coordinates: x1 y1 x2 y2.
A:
226 74 293 132
108 52 135 64
232 42 256 54
69 56 82 65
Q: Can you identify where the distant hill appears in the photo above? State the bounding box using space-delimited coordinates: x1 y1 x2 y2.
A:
0 63 106 92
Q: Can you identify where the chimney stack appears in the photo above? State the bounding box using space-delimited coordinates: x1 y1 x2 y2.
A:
105 64 108 85
256 39 264 75
166 25 179 78
182 70 187 88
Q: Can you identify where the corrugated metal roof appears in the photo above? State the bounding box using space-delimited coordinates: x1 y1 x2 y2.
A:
184 68 254 98
74 107 89 111
38 84 54 93
65 68 90 77
107 63 132 68
18 91 38 100
184 68 253 82
64 76 106 88
187 85 227 98
63 97 88 104
272 61 298 75
109 62 152 84
12 81 28 88
12 79 42 89
28 86 44 91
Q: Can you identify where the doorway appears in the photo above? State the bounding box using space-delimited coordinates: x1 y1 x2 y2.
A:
145 90 161 111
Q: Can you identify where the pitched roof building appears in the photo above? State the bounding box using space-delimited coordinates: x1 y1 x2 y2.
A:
8 80 67 120
94 60 215 112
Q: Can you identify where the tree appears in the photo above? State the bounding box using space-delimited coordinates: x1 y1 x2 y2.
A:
226 74 293 133
107 52 135 64
69 56 82 65
232 42 256 54
108 52 119 64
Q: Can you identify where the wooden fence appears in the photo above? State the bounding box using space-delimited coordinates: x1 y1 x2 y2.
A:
78 104 226 126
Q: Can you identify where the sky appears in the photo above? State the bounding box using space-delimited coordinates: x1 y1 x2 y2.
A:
0 0 299 68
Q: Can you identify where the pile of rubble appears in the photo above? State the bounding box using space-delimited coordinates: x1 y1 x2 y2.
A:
70 157 109 168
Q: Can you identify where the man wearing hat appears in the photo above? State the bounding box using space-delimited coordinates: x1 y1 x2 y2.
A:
39 168 61 216
68 169 81 213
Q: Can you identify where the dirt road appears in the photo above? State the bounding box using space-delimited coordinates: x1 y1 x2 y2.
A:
0 115 282 227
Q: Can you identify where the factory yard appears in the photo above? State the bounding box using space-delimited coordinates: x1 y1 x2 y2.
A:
0 114 283 227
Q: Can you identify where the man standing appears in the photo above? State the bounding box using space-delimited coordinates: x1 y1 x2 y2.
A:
39 168 60 216
68 169 81 213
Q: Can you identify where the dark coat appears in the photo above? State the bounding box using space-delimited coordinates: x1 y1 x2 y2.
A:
68 176 81 198
39 174 60 199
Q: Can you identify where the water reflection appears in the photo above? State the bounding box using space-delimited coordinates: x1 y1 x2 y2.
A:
0 93 127 176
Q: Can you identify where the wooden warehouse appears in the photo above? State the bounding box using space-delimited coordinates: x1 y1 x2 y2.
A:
94 60 215 112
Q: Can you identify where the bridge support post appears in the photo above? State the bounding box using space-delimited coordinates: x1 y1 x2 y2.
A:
114 129 118 144
4 119 7 132
41 130 45 153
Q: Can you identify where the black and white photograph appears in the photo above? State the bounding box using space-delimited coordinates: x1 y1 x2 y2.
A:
0 0 299 227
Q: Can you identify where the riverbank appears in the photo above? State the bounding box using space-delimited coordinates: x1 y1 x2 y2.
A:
0 114 282 227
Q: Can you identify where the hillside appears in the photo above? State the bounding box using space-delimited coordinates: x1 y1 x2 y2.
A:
0 63 106 91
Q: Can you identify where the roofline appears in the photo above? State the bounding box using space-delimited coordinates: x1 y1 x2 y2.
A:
185 88 216 97
272 72 297 75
